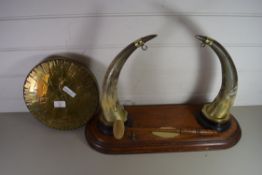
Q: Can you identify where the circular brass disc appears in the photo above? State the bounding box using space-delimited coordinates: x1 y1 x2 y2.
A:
23 56 99 130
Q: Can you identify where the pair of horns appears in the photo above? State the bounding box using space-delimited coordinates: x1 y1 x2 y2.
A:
100 35 238 139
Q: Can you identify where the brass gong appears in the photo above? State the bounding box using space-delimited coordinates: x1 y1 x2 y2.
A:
23 55 99 130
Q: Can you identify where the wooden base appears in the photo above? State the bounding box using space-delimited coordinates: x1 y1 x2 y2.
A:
85 104 241 154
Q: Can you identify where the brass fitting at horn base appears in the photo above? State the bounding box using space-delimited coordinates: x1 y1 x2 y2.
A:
195 35 238 131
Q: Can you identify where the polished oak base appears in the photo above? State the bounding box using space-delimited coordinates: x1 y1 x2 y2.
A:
85 104 241 154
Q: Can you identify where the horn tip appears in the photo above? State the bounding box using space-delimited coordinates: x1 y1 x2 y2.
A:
151 34 158 38
195 35 206 42
142 34 157 42
195 35 215 46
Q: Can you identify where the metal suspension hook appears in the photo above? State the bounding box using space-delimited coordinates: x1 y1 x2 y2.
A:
135 40 148 51
141 44 148 51
201 43 206 47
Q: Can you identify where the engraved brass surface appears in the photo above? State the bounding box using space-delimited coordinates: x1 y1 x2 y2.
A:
23 56 99 129
196 35 238 124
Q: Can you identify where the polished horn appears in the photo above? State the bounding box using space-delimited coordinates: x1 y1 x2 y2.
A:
100 34 157 139
195 35 238 131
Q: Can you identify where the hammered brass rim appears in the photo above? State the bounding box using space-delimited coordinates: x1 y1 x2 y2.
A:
23 55 99 130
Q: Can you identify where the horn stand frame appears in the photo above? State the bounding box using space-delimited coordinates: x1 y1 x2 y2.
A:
85 104 241 154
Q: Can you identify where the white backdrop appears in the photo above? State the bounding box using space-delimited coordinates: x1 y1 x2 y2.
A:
0 0 262 112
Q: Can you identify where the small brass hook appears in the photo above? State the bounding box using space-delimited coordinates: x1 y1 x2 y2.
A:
135 40 148 51
141 44 148 51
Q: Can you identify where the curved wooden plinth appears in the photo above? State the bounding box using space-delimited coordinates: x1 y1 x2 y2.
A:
85 104 241 154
